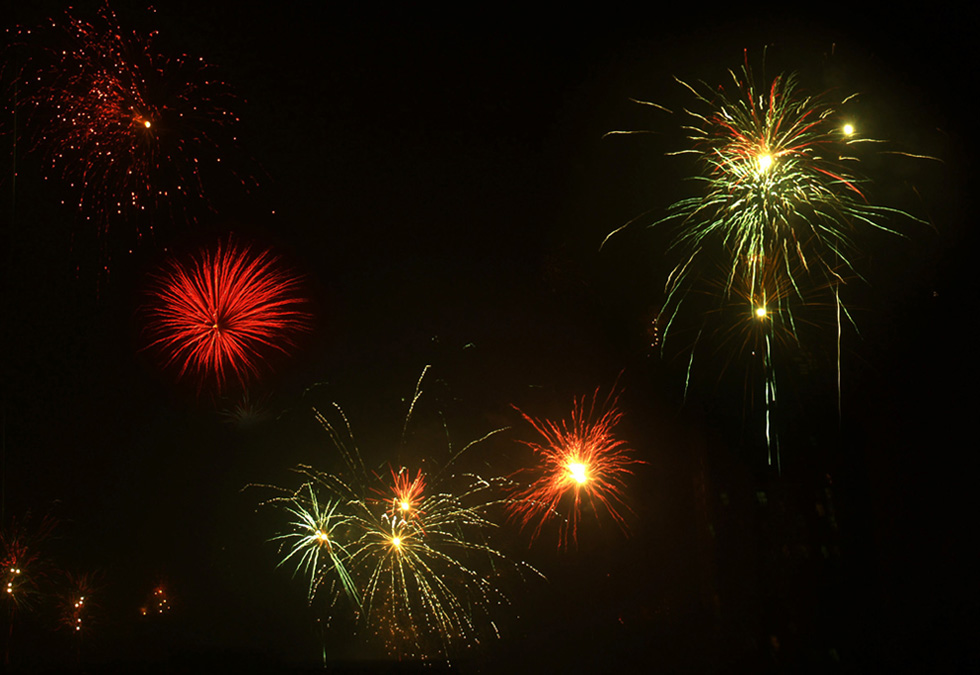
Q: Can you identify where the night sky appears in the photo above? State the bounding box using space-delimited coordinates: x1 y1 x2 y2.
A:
1 2 977 672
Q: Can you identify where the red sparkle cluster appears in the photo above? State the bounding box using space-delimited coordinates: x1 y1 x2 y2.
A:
14 3 243 234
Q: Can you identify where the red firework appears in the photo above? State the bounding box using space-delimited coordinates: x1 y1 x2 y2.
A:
508 388 639 549
11 3 246 236
145 238 310 391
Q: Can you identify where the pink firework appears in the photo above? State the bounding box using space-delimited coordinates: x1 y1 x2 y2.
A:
145 238 310 391
509 388 639 549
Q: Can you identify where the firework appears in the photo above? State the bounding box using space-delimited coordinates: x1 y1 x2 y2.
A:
143 237 310 392
696 258 845 376
259 368 534 661
606 56 920 307
699 265 818 466
268 483 359 605
139 584 172 617
348 459 515 658
604 52 928 466
9 3 247 239
219 388 276 428
1 512 56 612
508 387 639 549
58 572 97 637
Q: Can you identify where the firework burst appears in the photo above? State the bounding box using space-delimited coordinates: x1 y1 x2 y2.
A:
268 483 359 605
380 467 427 529
1 512 56 612
508 387 639 549
58 572 99 640
258 368 535 661
9 3 248 240
605 52 929 466
348 459 516 659
143 237 310 392
607 58 922 331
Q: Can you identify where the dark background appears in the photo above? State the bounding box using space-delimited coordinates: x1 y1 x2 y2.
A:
1 2 976 672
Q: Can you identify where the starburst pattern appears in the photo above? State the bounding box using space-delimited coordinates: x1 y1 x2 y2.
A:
268 483 359 605
143 237 310 391
605 52 928 467
508 387 639 549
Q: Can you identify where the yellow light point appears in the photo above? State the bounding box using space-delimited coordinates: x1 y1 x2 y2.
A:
568 461 588 485
843 123 854 136
391 536 402 548
315 529 329 543
755 306 768 319
399 500 411 512
757 153 773 172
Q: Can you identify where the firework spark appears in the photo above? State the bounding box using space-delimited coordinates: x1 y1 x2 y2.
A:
143 237 310 392
508 387 639 549
9 3 247 240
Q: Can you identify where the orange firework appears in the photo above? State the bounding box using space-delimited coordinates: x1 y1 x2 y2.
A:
388 467 426 525
509 388 639 548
